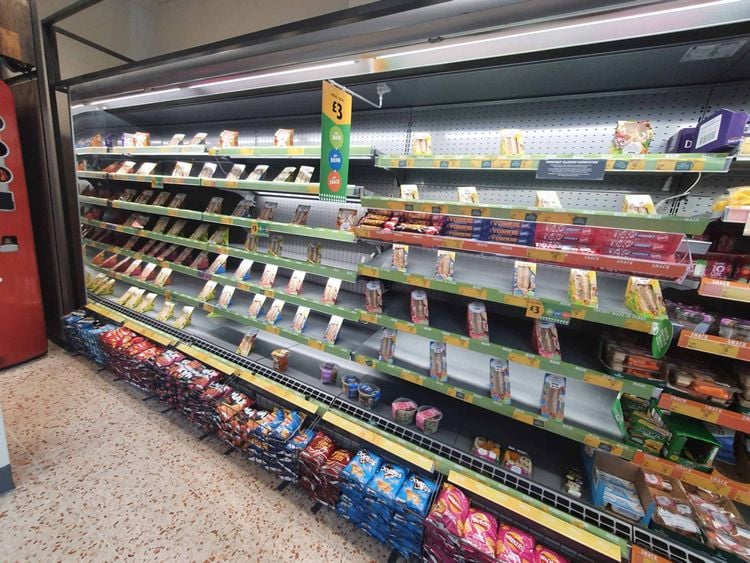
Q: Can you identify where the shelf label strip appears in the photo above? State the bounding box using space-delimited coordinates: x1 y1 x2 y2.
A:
322 411 435 472
237 369 318 414
447 471 621 561
122 320 176 347
175 343 236 375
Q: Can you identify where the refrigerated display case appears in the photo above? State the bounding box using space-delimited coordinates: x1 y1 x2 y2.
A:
42 1 750 561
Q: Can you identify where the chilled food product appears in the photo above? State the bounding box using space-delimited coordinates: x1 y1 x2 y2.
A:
246 164 269 181
457 186 479 203
323 315 344 344
273 128 294 146
379 328 397 362
198 162 217 179
534 191 562 209
237 329 259 356
400 184 419 200
391 244 409 272
225 163 246 180
259 264 278 289
568 269 598 307
291 204 311 225
271 348 290 371
513 261 536 296
247 295 266 319
611 120 654 154
429 341 448 381
416 406 442 434
172 161 192 177
365 280 383 313
290 306 310 333
533 320 561 359
410 290 429 325
319 363 338 385
435 250 456 281
625 277 665 318
498 129 525 155
219 130 239 147
472 437 502 464
540 374 566 422
273 166 296 182
358 383 381 409
489 358 511 403
307 241 322 264
295 166 314 183
264 299 285 324
322 278 341 304
467 302 489 339
268 235 283 257
622 194 656 215
172 305 194 329
392 398 418 424
285 270 306 295
412 132 432 155
336 208 357 232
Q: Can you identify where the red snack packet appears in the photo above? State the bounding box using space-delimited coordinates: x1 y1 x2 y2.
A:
497 525 535 562
427 484 470 536
534 545 570 563
462 508 498 558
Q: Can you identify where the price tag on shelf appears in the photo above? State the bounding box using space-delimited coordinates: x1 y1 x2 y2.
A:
406 274 431 289
681 332 742 359
444 334 469 348
631 546 671 563
448 387 474 403
512 409 535 425
508 351 541 369
393 320 416 334
583 372 623 391
400 370 424 386
525 299 544 319
458 285 487 299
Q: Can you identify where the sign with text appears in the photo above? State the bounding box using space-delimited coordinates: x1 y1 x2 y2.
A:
320 81 352 202
537 159 606 181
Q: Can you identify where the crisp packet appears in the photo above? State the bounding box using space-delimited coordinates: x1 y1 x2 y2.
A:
367 463 408 502
496 525 536 562
342 449 383 488
427 484 470 536
396 474 437 516
462 509 499 559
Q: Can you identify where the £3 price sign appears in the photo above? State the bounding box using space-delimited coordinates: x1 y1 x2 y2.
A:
320 81 352 202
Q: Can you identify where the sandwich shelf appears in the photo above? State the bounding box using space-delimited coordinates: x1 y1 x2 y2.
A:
359 247 660 335
80 217 359 282
77 171 362 198
355 225 692 281
697 278 750 303
208 145 374 159
374 153 733 173
84 239 362 322
79 194 359 243
676 330 750 362
75 145 208 156
81 295 633 562
361 196 712 236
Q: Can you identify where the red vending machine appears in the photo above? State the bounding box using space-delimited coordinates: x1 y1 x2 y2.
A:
0 79 47 368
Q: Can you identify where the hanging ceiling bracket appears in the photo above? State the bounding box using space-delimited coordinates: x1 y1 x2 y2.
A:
328 80 390 109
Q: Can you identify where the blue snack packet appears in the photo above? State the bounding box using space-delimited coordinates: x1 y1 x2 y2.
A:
341 449 382 489
367 462 408 503
395 473 437 516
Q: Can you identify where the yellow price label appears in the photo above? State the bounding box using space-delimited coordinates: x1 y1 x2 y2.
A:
458 285 487 299
512 409 535 425
442 238 464 249
448 387 474 403
527 248 567 263
444 334 469 348
224 180 238 188
359 265 377 277
584 435 601 449
655 159 677 171
265 325 280 335
627 159 647 171
360 312 378 324
400 370 425 386
220 216 233 225
288 147 305 155
623 318 653 333
394 321 416 334
202 179 216 188
508 351 541 369
583 372 623 391
406 274 431 288
570 308 587 320
525 299 544 319
248 222 260 235
686 336 740 358
308 339 325 350
503 294 527 307
202 303 214 313
166 209 178 217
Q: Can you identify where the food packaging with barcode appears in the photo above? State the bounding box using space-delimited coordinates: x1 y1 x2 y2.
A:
400 184 419 200
569 269 598 307
379 329 396 362
265 299 285 324
533 320 561 359
322 278 341 304
625 277 666 318
285 270 306 295
410 290 429 325
541 374 566 422
429 341 448 382
391 244 409 272
291 204 311 225
513 261 536 296
435 250 455 281
365 280 383 313
490 358 511 403
467 302 489 340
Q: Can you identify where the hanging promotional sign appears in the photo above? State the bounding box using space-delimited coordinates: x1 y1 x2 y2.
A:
320 80 352 202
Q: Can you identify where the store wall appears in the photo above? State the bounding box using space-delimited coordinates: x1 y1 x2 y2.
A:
36 0 375 79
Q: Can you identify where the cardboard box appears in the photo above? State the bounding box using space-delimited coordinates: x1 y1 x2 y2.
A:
585 450 654 525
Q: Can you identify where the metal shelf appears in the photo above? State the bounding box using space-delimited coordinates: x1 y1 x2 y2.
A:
80 195 358 242
360 247 659 335
355 226 691 281
75 145 208 156
375 153 732 173
81 217 360 282
209 145 374 159
77 171 362 198
657 393 750 434
361 196 711 235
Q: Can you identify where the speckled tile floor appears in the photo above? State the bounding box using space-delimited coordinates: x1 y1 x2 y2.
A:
0 342 391 562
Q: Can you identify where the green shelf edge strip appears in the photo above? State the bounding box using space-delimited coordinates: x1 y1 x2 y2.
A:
207 243 359 283
84 297 628 557
375 153 731 173
75 147 208 156
357 309 653 399
84 238 361 322
358 264 658 336
361 196 711 235
79 196 357 242
210 145 373 157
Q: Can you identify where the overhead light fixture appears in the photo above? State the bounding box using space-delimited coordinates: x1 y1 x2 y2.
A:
189 60 356 89
376 0 743 60
91 88 182 106
71 104 85 109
